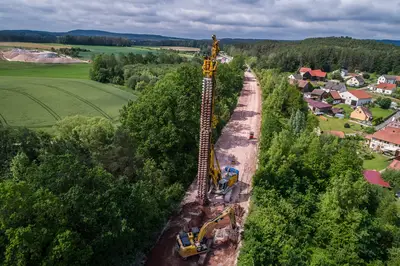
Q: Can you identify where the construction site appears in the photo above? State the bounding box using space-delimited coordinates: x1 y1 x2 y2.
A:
1 48 87 63
145 35 262 266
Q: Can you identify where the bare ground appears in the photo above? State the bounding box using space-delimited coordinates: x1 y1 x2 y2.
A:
145 72 261 266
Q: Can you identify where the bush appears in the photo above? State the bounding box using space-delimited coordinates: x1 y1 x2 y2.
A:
363 127 376 134
363 73 370 79
344 123 350 128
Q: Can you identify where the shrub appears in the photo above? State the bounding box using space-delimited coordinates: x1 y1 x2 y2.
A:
344 123 350 128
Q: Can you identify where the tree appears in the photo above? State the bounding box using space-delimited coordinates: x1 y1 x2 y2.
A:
290 109 306 134
376 97 391 109
326 97 334 104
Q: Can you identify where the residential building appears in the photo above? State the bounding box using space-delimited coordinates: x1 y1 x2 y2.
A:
389 156 400 170
346 76 365 87
369 127 400 152
297 80 313 93
350 106 373 122
341 68 348 78
289 74 303 80
363 170 391 187
377 75 400 85
339 90 372 106
299 67 312 76
329 91 342 104
324 81 347 92
303 69 327 81
311 89 327 101
376 83 397 95
305 98 332 114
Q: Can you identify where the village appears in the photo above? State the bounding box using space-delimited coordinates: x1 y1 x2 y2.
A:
289 67 400 185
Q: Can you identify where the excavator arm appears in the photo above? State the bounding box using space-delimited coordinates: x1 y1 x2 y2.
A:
196 206 236 243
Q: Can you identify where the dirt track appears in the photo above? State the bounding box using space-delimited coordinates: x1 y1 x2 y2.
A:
145 71 261 266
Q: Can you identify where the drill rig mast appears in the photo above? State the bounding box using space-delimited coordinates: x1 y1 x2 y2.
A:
197 35 239 205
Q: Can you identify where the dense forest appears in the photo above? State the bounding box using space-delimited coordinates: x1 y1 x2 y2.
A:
0 56 245 265
238 69 400 265
228 37 400 75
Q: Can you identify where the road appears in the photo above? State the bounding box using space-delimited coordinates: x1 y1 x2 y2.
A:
144 71 262 266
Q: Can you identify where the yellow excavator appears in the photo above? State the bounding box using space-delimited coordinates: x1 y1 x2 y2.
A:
175 206 236 259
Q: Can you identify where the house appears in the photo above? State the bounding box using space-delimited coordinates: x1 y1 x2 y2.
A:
289 74 303 80
297 80 313 93
299 67 312 76
346 76 365 87
329 91 342 104
377 75 400 85
341 68 348 78
350 106 373 122
305 98 332 114
324 81 347 92
369 127 400 152
376 83 397 95
303 69 327 81
363 170 391 187
339 90 372 106
389 156 400 170
310 89 327 101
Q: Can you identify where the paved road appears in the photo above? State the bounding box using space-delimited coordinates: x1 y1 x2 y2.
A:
375 111 400 130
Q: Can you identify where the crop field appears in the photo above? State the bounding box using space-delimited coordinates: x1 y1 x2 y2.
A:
0 76 136 130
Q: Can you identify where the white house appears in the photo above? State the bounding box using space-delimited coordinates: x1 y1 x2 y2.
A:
346 76 365 87
377 75 400 85
376 83 397 95
339 90 372 106
369 127 400 152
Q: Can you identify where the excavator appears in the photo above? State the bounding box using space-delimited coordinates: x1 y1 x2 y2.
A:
197 35 239 204
175 206 236 259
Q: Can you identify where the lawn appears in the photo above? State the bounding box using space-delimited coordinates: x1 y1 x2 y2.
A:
0 76 136 130
334 104 353 117
0 61 90 79
370 107 394 118
318 116 363 133
363 153 391 171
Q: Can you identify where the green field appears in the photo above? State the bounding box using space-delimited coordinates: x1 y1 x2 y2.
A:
0 76 136 130
363 153 391 171
319 116 363 133
0 61 90 79
370 107 394 118
72 45 156 59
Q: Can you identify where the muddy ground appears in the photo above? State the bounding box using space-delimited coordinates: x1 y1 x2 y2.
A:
145 72 261 266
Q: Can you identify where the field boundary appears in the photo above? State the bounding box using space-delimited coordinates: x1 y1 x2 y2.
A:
72 81 130 101
0 88 61 121
33 83 113 120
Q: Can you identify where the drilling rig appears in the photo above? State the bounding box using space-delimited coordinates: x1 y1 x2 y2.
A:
197 35 239 206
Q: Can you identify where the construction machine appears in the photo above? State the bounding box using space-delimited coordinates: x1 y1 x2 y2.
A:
175 206 236 259
197 35 239 205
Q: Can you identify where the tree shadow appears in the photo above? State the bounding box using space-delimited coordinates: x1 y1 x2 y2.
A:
230 110 260 122
216 135 257 150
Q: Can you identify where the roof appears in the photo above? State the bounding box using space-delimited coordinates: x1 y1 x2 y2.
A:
325 130 345 138
383 75 398 81
358 106 373 118
297 80 310 88
293 74 303 80
389 159 400 170
349 73 359 77
397 76 400 82
376 83 396 91
300 67 311 73
330 91 341 100
365 134 373 140
309 69 327 78
354 76 365 82
305 98 332 109
332 107 343 114
311 89 326 96
324 81 346 91
349 90 372 99
363 170 391 188
372 127 400 145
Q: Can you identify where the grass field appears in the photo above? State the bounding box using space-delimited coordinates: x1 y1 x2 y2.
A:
0 61 90 79
363 153 391 171
0 76 136 130
72 45 156 59
318 116 363 133
370 107 394 118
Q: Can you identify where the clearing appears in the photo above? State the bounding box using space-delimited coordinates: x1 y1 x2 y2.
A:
0 76 136 130
145 71 261 266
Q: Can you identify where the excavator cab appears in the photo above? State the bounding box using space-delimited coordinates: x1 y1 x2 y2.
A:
215 167 239 195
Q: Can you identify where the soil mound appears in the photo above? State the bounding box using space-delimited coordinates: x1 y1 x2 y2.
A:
2 48 86 64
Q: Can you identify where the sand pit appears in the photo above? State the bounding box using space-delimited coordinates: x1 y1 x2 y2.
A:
145 72 262 266
1 48 87 64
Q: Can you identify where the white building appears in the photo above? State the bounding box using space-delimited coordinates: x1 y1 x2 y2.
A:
369 127 400 152
346 76 365 87
376 83 397 95
339 90 372 106
377 75 400 85
341 69 348 78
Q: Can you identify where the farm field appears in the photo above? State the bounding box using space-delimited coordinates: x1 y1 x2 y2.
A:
0 76 136 130
0 61 90 79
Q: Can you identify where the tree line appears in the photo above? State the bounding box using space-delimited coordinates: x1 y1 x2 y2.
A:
228 37 400 75
238 69 400 265
0 56 245 265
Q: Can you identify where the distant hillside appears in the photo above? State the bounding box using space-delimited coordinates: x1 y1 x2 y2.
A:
60 30 185 41
377 40 400 46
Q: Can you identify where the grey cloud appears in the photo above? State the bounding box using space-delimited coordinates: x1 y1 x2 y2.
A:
1 0 400 39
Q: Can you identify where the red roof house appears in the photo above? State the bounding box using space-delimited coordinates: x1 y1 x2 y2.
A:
376 83 396 91
299 67 312 74
349 90 372 99
363 170 391 188
310 69 327 78
372 127 400 146
389 159 400 170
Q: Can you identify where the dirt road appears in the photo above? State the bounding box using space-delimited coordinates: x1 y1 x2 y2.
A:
145 71 261 266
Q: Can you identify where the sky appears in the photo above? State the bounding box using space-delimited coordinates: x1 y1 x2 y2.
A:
1 0 400 40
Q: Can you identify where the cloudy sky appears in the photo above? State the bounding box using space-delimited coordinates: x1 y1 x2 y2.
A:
1 0 400 40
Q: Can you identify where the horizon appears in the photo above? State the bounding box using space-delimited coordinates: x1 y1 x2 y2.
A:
2 0 400 40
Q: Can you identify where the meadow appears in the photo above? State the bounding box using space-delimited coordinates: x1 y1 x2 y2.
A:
0 76 136 130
